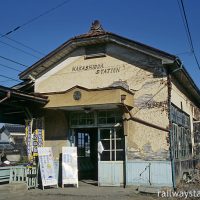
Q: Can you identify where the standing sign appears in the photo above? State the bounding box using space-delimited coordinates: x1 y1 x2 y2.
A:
38 147 58 189
62 147 78 187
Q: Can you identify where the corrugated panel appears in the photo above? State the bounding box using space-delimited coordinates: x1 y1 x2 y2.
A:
98 161 123 186
126 160 173 187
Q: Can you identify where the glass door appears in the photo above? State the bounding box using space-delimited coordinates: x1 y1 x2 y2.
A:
98 128 124 161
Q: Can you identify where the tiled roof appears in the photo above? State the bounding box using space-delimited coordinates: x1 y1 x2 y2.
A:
0 142 15 150
3 124 25 133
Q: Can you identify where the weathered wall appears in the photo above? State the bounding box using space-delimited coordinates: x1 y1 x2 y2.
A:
44 109 70 160
36 43 170 161
171 77 200 121
171 77 200 159
126 75 169 160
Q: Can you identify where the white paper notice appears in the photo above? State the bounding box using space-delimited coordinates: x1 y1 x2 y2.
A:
62 147 78 187
38 147 58 188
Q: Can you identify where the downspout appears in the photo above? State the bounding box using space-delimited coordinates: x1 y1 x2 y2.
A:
122 103 169 133
0 91 11 103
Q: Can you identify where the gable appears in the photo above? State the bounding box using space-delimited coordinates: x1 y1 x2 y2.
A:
35 43 166 93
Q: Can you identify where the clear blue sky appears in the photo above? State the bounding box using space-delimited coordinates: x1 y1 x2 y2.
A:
0 0 199 88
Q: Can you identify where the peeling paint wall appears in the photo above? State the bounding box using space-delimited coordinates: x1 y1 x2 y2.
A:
35 43 170 161
127 78 169 160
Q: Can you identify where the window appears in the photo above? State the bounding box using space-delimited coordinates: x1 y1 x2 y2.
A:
98 110 122 125
172 124 179 159
70 112 95 126
76 132 90 157
194 122 200 143
171 104 192 159
99 128 124 161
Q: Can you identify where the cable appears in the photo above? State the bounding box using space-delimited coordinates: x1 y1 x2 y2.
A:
0 63 22 72
0 79 16 83
0 0 71 38
0 55 28 67
0 74 20 82
177 0 200 71
0 34 45 56
0 40 41 59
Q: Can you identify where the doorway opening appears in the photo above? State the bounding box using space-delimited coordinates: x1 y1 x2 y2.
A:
74 128 98 181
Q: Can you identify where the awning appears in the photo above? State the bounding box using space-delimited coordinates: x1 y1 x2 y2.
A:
0 85 48 124
43 85 134 111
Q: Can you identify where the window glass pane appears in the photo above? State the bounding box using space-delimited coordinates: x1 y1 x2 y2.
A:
100 129 110 139
116 151 124 161
70 112 95 126
107 117 115 124
98 110 122 125
116 140 124 149
101 151 110 161
98 118 106 124
98 111 106 118
101 140 110 150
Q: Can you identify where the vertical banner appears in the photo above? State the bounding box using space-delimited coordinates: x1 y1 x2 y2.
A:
62 147 78 187
38 147 58 189
33 129 45 157
25 120 33 161
25 118 45 162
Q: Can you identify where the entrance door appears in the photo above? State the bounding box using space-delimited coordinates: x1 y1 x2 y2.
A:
74 128 98 180
98 128 124 186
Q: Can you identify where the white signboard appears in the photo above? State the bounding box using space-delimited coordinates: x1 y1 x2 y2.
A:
38 147 58 189
62 147 78 187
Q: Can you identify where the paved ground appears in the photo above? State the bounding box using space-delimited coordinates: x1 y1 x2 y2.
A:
0 181 162 200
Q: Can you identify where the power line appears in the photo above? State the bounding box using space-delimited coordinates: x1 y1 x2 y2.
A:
0 63 22 72
1 35 45 56
0 74 20 82
0 40 41 59
0 0 71 38
0 55 28 67
0 79 12 83
177 0 200 71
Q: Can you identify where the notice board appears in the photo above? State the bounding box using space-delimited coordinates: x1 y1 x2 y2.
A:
62 147 78 187
38 147 58 189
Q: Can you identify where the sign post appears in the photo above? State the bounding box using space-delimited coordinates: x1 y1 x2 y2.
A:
62 147 78 188
38 147 58 190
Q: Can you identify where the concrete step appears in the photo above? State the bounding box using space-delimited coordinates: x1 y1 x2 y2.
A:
0 183 27 194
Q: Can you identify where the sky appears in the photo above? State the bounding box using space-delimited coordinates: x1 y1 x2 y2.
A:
0 0 199 89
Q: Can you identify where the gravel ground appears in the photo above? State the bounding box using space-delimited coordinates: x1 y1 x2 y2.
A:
0 181 160 200
1 181 200 200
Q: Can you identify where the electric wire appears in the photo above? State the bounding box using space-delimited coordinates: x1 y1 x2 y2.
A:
0 63 22 72
0 55 28 67
0 74 20 82
177 0 200 71
0 0 71 38
1 34 45 56
0 40 41 59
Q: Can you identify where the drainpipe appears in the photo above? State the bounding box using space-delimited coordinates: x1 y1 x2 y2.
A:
122 103 169 133
0 91 11 103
